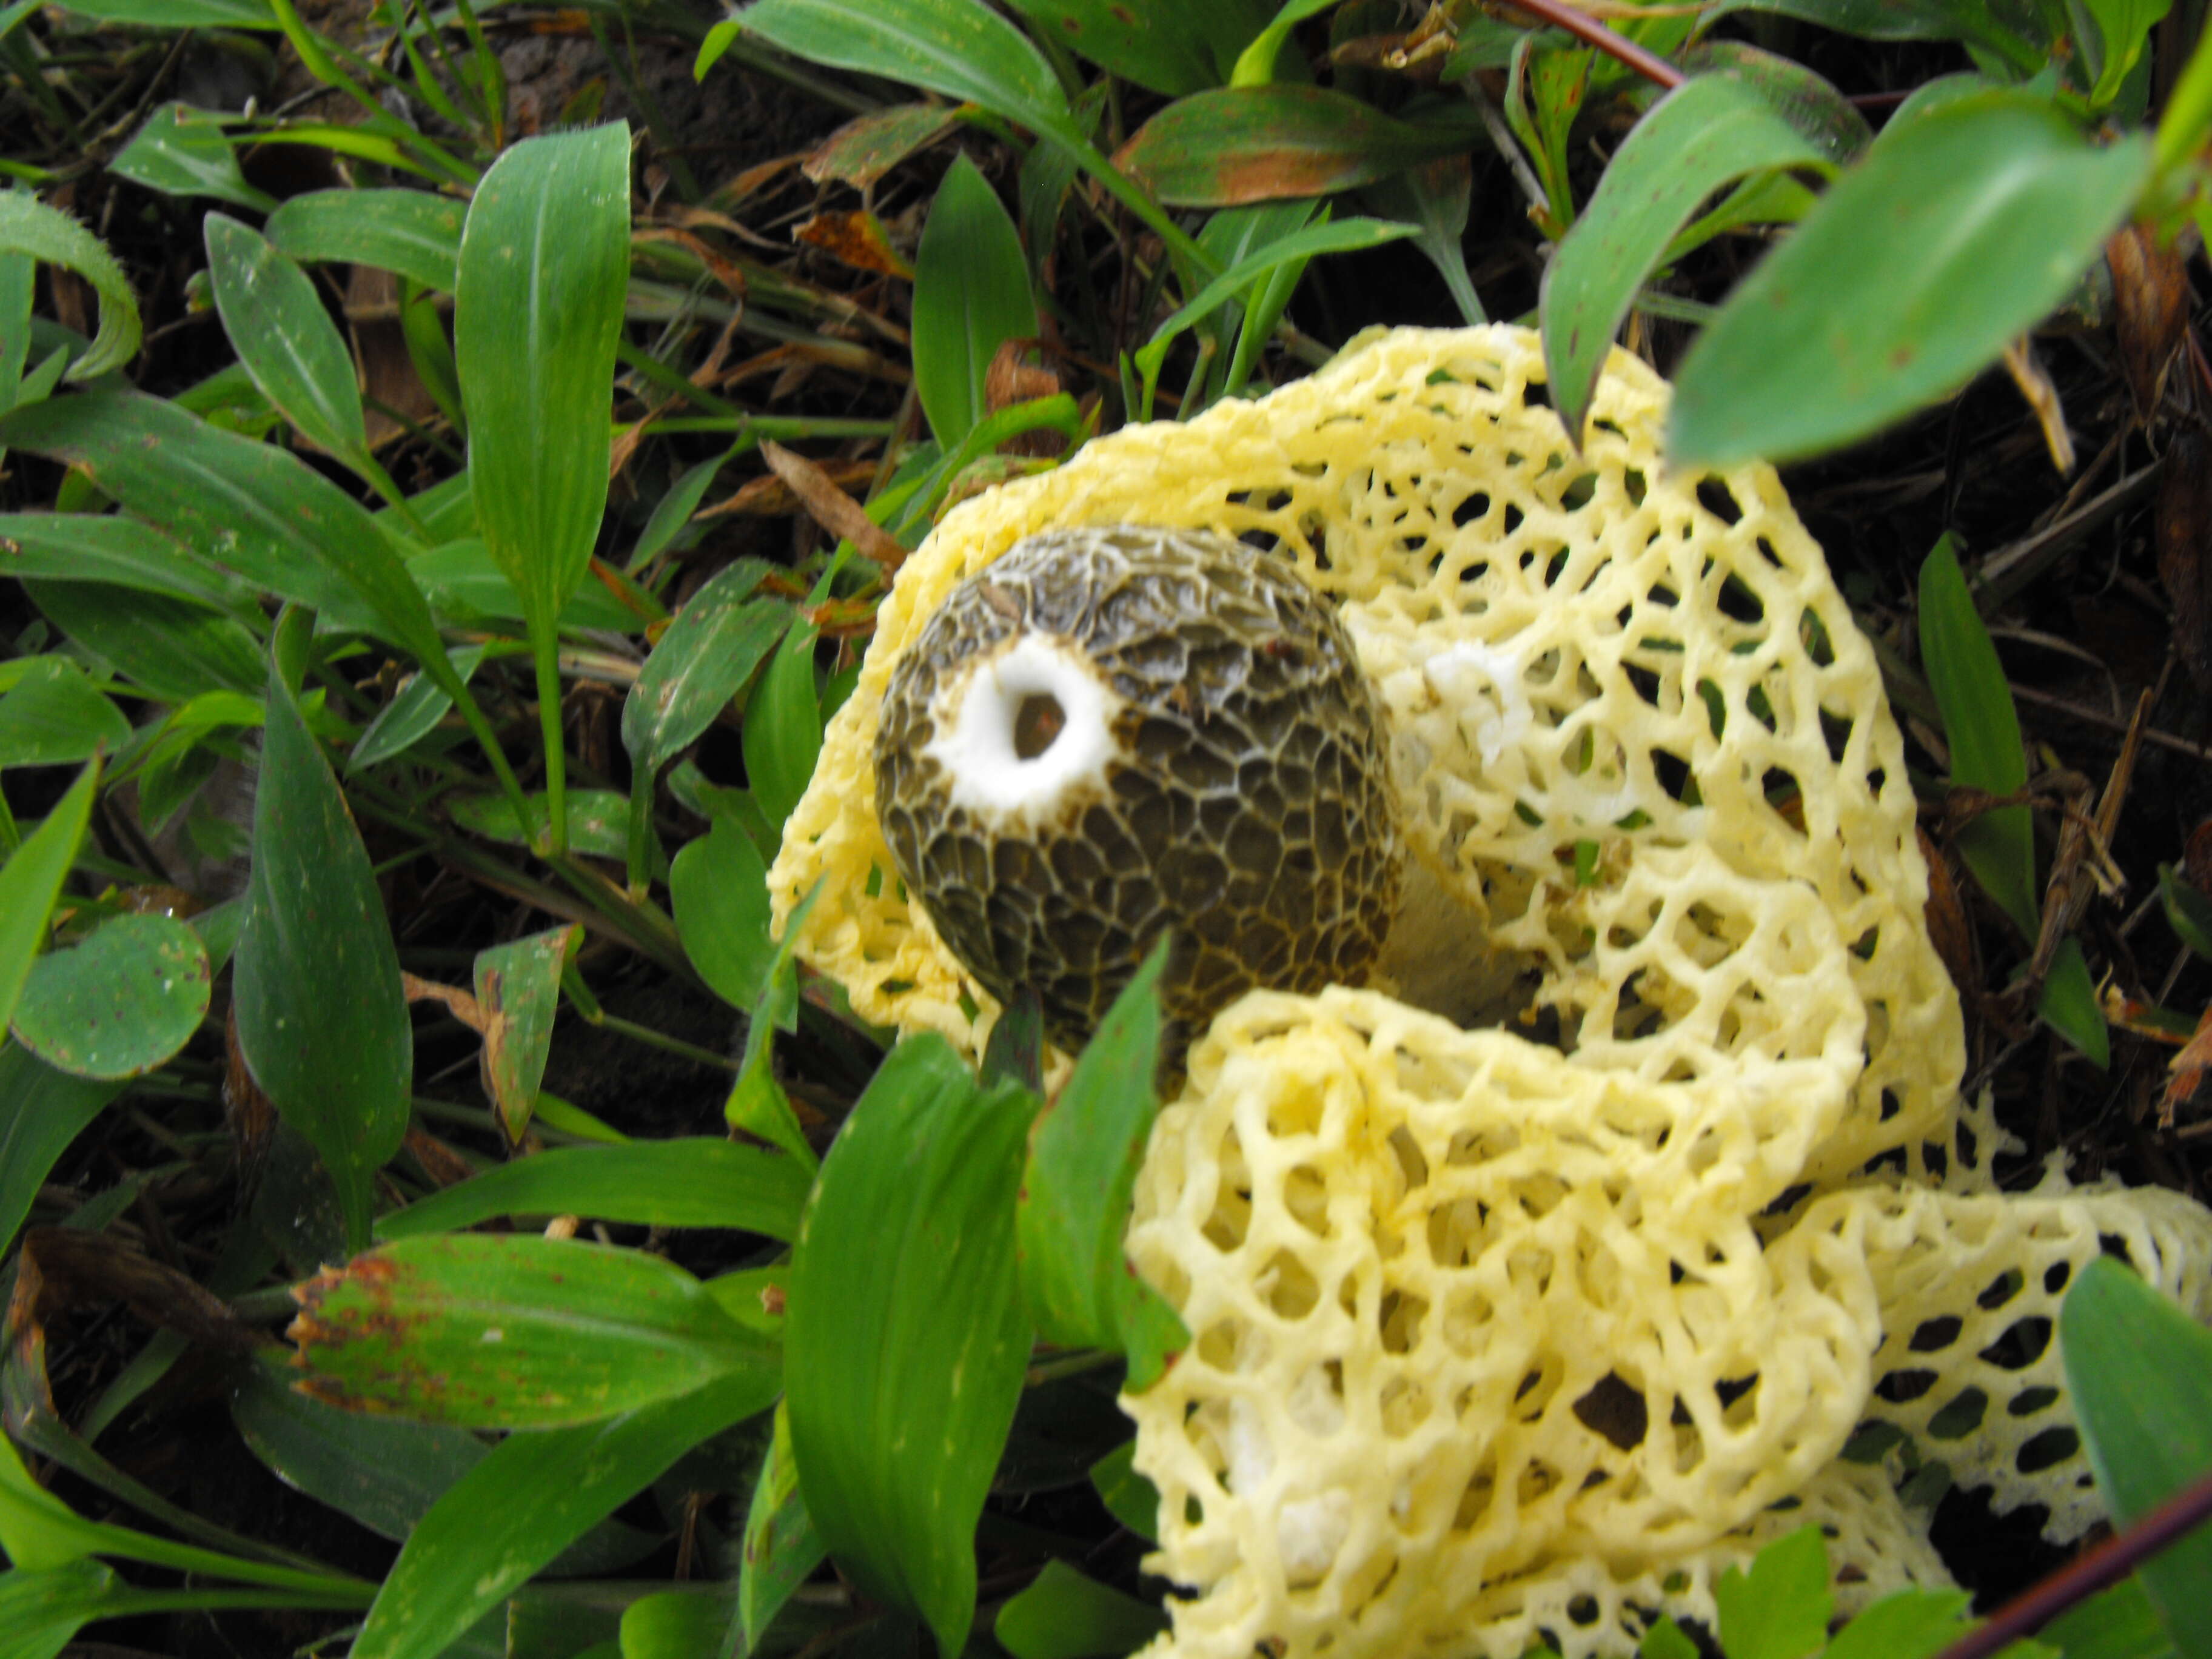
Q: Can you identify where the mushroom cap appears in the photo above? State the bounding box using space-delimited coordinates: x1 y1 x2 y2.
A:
873 526 1399 1055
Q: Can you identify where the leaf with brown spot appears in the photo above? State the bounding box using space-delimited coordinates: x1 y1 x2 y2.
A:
2157 429 2212 693
474 924 581 1141
802 103 960 189
1116 85 1482 207
794 210 916 280
759 441 908 570
287 1234 771 1427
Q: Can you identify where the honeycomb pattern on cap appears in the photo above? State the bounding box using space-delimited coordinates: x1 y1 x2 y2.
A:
874 527 1399 1057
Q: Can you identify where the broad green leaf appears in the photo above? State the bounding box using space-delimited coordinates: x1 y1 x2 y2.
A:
0 194 138 380
1543 71 1835 445
2040 1577 2180 1659
230 1361 660 1574
472 926 577 1140
109 103 276 213
1117 86 1481 207
204 215 370 471
622 561 786 774
374 1139 811 1242
1818 1586 1980 1659
1000 0 1261 95
994 1561 1167 1659
449 789 639 863
0 1558 120 1659
1917 538 2039 939
2062 1258 2212 1656
1017 940 1186 1391
0 659 128 768
911 155 1035 449
742 623 821 832
21 580 263 703
290 1233 774 1426
2161 864 2212 959
2036 935 2110 1068
1669 95 2153 468
1700 0 2045 73
2076 0 2171 107
10 914 210 1081
723 883 820 1167
409 538 640 634
0 1042 121 1255
620 1587 730 1659
350 1366 779 1659
0 513 249 608
739 1402 825 1655
737 0 1080 148
350 644 488 772
671 814 777 1011
0 392 450 666
264 187 464 293
2156 9 2212 173
235 659 411 1251
1640 1618 1702 1659
1087 1442 1157 1541
0 762 95 1039
455 122 631 645
1714 1527 1829 1659
787 1036 1039 1659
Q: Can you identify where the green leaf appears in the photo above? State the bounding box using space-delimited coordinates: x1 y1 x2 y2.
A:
2076 0 2171 107
0 1042 121 1256
2062 1257 2212 1657
736 0 1080 148
350 644 488 772
620 1587 731 1659
375 1138 811 1242
0 513 250 608
455 122 632 647
742 623 822 832
471 923 577 1139
0 393 452 671
0 659 128 768
350 1366 778 1659
1230 0 1342 86
52 0 276 22
109 103 276 213
723 884 821 1167
0 762 95 1039
1362 156 1484 327
1016 939 1187 1391
2039 1577 2180 1659
999 0 1260 95
1699 0 2045 73
0 1558 121 1659
1714 1526 1829 1659
2036 935 2110 1068
1639 1618 1701 1659
671 814 777 1011
911 155 1036 449
1543 70 1837 445
622 562 786 775
21 579 263 702
234 658 411 1252
2156 9 2212 174
204 215 371 472
449 789 640 863
411 538 640 634
739 1401 825 1655
1117 86 1481 207
290 1233 774 1426
1818 1586 1979 1659
994 1561 1167 1659
0 194 139 381
786 1036 1039 1659
9 914 210 1082
1087 1441 1157 1541
1669 94 2153 468
1917 537 2039 939
264 187 464 293
2161 865 2212 960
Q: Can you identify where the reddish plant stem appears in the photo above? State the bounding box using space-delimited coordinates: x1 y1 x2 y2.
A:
1490 0 1686 90
1934 1464 2212 1659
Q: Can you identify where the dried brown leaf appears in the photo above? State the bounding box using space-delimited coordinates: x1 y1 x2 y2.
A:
794 210 916 281
2106 223 2190 417
759 440 908 570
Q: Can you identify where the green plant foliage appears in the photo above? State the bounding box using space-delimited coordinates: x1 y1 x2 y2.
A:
742 622 823 833
994 1560 1168 1659
2062 1258 2212 1656
0 1042 121 1255
1669 93 2152 467
1117 86 1481 207
374 1139 811 1242
2042 1577 2180 1659
264 187 464 292
0 193 138 380
1003 0 1258 95
0 513 247 607
0 658 127 767
9 914 210 1081
738 1402 826 1655
911 155 1036 448
233 653 411 1252
1715 1526 1828 1659
469 924 575 1138
2037 936 2111 1070
0 759 95 1036
1917 537 2039 939
622 558 784 774
786 1035 1039 1659
19 580 263 701
671 813 777 1010
203 215 374 478
1016 939 1187 1390
2160 864 2212 959
109 102 275 213
289 1233 775 1426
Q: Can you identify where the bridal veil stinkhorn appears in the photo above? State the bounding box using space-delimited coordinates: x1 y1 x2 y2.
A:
768 326 2212 1658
